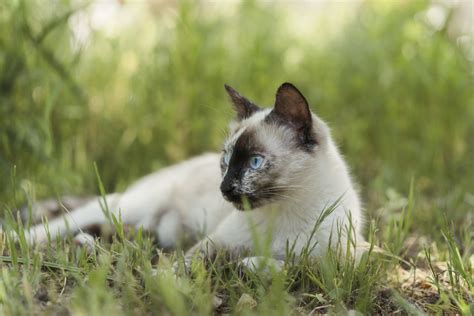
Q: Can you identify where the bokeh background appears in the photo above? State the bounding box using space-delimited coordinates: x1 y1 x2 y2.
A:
1 0 473 242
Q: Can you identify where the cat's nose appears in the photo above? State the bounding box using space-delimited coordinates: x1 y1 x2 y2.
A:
220 181 237 200
220 181 233 195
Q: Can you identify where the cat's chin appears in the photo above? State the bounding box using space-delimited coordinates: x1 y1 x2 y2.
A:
232 202 252 211
223 193 268 211
232 199 265 211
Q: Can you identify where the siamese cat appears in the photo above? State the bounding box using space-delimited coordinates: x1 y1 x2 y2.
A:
22 83 365 267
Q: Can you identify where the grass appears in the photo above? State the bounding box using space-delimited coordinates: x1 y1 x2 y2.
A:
1 0 473 314
0 190 471 314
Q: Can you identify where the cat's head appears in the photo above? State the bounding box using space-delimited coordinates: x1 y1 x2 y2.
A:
220 83 330 210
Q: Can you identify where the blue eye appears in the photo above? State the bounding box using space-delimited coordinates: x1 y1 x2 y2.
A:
223 151 231 165
249 155 264 169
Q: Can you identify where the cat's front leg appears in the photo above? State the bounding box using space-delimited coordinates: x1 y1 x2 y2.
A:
175 212 256 274
185 237 219 260
240 256 285 273
173 237 220 274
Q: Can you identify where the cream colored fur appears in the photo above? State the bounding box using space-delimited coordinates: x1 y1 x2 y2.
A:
186 109 364 262
25 89 365 266
26 153 233 247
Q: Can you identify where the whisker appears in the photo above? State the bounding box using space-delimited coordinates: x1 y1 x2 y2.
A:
258 191 301 203
261 186 311 193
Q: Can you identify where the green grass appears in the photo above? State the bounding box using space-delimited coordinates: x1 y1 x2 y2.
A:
0 192 471 314
1 0 473 314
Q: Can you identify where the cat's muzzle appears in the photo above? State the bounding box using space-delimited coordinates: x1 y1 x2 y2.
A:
220 186 241 203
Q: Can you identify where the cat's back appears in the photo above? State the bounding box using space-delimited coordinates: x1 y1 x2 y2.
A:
126 152 222 194
117 152 232 237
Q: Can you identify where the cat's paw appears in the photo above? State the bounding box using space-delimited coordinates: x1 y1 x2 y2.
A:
172 257 193 276
239 256 285 274
73 232 96 253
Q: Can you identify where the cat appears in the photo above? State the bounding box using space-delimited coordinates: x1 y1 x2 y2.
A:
21 83 365 268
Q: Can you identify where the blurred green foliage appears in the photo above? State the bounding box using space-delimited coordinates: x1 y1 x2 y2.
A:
0 0 473 232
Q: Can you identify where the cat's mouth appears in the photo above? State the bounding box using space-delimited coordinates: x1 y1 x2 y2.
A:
222 186 283 210
223 194 266 211
232 200 255 211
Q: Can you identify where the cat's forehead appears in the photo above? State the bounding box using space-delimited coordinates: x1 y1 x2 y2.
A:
225 109 271 149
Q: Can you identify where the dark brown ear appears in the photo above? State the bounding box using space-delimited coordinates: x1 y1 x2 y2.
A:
224 84 260 120
268 82 317 150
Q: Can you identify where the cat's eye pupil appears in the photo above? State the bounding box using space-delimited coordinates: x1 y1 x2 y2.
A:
250 155 263 169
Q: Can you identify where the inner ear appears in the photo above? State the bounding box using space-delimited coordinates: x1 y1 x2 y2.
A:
273 82 312 129
267 82 317 150
224 84 261 120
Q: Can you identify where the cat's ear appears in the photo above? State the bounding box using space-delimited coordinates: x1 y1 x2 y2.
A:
224 84 260 120
269 82 317 149
273 83 312 129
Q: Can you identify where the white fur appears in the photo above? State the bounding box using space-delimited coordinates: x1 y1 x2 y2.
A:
27 154 234 246
189 112 364 260
25 105 364 263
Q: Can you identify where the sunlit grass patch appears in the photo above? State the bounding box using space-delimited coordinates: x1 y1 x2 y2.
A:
1 178 471 315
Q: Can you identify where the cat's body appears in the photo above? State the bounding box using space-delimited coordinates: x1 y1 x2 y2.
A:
24 83 365 263
27 153 233 248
